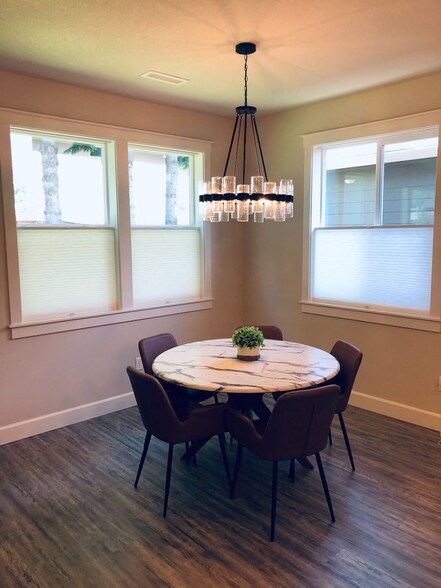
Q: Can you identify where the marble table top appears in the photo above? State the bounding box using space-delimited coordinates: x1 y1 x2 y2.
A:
152 338 340 394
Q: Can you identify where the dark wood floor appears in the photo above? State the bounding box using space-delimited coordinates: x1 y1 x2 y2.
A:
1 402 440 587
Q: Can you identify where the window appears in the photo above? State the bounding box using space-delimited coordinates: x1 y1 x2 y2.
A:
302 113 441 331
11 129 117 321
128 145 201 308
0 109 212 337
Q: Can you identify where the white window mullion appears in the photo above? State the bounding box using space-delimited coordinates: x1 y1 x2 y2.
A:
114 138 133 309
376 142 383 226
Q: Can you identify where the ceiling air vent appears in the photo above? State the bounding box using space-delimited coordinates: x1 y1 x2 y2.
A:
141 71 189 85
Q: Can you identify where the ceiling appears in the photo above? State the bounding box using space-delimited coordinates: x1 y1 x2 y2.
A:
1 0 441 116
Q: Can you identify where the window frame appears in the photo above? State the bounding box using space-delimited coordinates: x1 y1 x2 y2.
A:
301 109 441 332
0 108 213 339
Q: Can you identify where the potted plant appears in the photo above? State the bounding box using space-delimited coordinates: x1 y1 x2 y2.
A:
232 326 265 361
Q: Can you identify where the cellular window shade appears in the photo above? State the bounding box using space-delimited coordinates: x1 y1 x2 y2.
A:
131 229 201 306
312 227 433 313
17 228 117 320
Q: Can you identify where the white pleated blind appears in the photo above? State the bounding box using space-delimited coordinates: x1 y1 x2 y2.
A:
17 228 117 320
131 229 201 306
312 227 433 312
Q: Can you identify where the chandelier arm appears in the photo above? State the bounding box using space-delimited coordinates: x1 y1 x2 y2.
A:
251 115 269 182
251 115 263 177
222 114 241 177
233 115 243 178
242 113 248 184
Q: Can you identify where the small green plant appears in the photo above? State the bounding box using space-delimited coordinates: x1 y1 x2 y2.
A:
232 326 265 349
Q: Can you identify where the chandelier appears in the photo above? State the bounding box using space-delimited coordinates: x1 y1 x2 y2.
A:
199 42 294 223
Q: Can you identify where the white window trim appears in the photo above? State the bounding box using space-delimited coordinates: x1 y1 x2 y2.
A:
302 109 441 332
0 108 213 339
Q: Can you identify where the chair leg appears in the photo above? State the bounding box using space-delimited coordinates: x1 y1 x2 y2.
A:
218 433 232 493
134 430 152 488
270 461 279 542
328 427 333 446
315 452 335 523
231 444 243 499
288 459 295 482
338 412 355 471
163 444 174 517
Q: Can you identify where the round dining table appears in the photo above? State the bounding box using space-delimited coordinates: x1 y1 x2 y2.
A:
152 338 340 394
153 338 340 471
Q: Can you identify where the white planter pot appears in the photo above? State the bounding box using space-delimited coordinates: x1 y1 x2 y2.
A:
237 346 261 361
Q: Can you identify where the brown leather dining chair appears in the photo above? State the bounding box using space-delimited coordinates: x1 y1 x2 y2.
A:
327 340 363 471
138 333 218 421
225 384 340 541
236 325 283 341
255 325 283 341
127 366 231 517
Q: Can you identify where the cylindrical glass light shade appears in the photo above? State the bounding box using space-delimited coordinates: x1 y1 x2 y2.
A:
275 179 287 221
211 176 223 213
279 179 291 195
237 200 250 222
251 175 264 194
200 201 211 221
199 180 212 221
222 176 236 213
222 175 236 193
273 200 286 222
211 177 223 193
251 176 264 213
199 180 211 195
237 184 250 222
264 181 276 193
285 179 294 218
264 181 276 219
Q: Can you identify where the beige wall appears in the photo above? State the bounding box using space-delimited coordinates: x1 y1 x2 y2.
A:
245 72 441 421
0 71 245 429
1 70 441 438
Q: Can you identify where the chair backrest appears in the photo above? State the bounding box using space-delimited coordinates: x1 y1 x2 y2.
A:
256 325 283 341
329 340 363 413
259 385 340 461
237 325 283 340
138 333 178 375
127 366 180 442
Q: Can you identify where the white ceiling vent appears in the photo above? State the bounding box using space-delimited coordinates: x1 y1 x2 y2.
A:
141 70 189 85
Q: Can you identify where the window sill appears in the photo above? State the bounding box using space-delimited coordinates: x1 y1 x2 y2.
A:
10 298 213 339
300 301 441 332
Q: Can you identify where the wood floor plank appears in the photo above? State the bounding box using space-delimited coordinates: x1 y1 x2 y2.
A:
1 405 440 587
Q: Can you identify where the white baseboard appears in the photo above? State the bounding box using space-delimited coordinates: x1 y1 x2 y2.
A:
2 389 439 446
350 391 441 432
0 392 137 446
